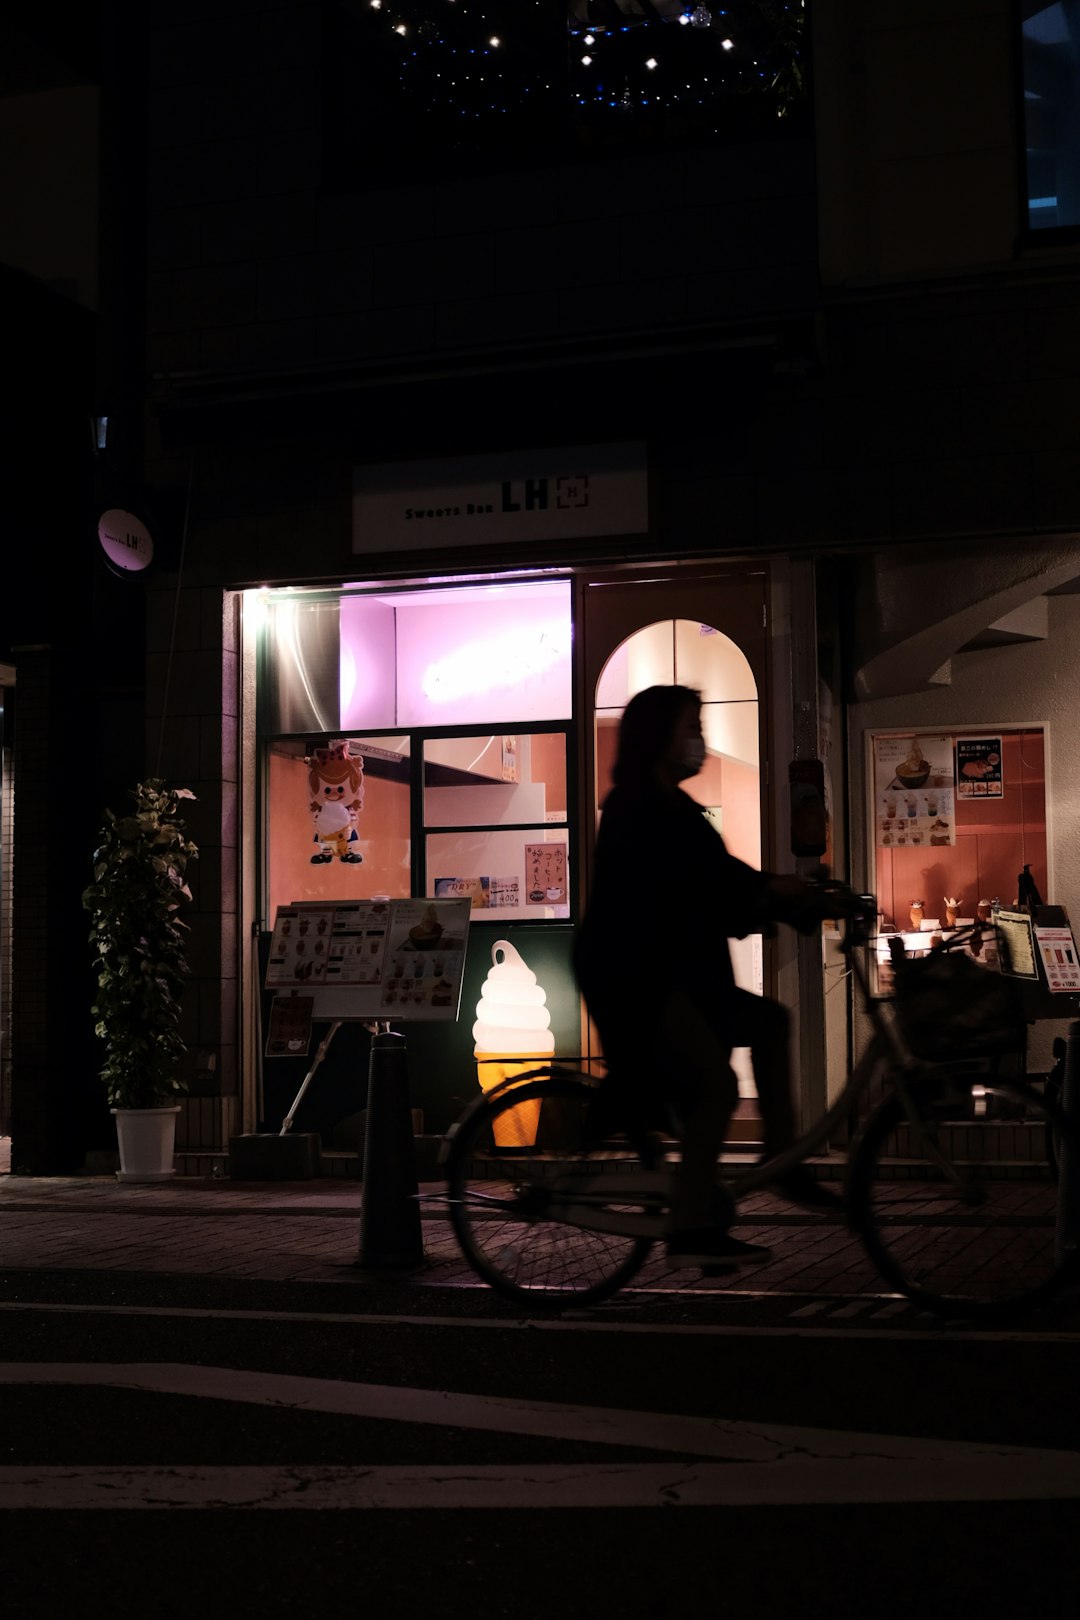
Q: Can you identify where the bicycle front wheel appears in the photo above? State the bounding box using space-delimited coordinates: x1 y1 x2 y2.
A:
849 1076 1080 1319
444 1075 658 1308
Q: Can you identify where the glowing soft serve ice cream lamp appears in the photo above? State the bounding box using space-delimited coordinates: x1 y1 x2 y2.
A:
473 940 555 1147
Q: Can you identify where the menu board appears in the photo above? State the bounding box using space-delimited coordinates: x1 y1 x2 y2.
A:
1034 924 1080 993
994 909 1039 980
873 734 956 849
265 898 470 1021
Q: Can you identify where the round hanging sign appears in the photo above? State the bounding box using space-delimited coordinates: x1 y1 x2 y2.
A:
98 509 154 573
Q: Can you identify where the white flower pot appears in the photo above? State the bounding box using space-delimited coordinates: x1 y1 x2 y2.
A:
111 1106 181 1183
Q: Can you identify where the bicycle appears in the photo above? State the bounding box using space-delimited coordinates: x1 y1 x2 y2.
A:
440 885 1080 1319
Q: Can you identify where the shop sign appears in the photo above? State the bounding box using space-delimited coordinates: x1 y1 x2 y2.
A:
98 509 153 573
353 442 648 551
955 737 1003 798
873 734 956 849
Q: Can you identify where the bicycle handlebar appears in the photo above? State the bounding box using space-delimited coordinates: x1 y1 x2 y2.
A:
804 875 878 948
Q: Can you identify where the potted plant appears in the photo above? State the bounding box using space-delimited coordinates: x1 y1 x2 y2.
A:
82 780 198 1182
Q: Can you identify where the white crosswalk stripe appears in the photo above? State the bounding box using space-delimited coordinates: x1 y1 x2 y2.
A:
2 1363 1080 1507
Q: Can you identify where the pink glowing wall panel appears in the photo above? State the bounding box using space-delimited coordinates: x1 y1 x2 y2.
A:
339 596 397 730
394 587 572 727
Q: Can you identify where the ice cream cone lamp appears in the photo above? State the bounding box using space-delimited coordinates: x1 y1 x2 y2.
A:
473 940 555 1147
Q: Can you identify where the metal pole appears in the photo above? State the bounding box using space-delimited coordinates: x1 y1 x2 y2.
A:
1055 1020 1080 1265
279 1021 342 1136
357 1030 424 1269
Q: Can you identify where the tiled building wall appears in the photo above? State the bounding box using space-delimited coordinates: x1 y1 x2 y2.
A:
145 582 241 1144
143 3 817 383
0 715 12 1135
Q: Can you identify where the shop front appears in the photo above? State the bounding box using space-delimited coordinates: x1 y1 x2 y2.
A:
843 536 1080 1104
232 444 816 1160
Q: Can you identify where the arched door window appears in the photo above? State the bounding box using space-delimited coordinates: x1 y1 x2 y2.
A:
593 618 764 1080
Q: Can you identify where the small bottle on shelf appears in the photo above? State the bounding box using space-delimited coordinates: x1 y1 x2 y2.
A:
1016 865 1043 914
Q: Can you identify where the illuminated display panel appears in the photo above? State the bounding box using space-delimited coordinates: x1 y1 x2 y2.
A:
871 728 1049 933
260 580 574 923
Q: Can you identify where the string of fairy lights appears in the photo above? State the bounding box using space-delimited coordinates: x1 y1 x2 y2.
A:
352 2 807 132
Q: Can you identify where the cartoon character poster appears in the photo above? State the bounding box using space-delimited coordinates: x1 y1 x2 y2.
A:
308 743 364 865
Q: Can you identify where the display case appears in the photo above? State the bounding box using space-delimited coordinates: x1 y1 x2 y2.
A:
868 725 1050 1003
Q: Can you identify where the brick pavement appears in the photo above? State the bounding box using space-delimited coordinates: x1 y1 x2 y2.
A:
0 1167 881 1298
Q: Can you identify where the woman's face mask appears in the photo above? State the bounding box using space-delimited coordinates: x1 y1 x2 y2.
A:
679 734 706 776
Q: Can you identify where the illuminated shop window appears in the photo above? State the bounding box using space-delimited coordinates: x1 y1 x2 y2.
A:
424 733 570 921
593 616 763 1091
594 617 760 869
266 736 412 919
1020 2 1080 232
258 580 573 921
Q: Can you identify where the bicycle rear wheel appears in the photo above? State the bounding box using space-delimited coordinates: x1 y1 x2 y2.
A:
849 1075 1080 1319
444 1075 658 1308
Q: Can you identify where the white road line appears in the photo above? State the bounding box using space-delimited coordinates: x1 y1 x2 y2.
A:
3 1457 1080 1509
2 1299 1079 1343
0 1361 1077 1473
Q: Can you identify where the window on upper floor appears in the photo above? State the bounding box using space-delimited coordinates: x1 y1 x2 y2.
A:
322 0 809 188
1019 1 1080 234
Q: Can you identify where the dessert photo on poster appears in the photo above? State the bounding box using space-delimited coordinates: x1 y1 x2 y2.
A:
873 734 955 850
380 898 469 1013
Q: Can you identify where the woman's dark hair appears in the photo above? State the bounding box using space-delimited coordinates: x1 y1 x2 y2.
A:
611 684 700 790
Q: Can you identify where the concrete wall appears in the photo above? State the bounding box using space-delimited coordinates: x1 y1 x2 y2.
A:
143 1 816 383
815 0 1019 286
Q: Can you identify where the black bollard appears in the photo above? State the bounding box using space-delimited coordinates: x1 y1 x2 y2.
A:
1055 1021 1080 1266
357 1030 425 1270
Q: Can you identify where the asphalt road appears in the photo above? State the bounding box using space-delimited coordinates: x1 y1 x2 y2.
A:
1 1265 1079 1619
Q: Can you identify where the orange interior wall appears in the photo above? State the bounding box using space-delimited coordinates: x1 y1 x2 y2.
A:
875 731 1047 926
529 732 567 816
268 753 412 918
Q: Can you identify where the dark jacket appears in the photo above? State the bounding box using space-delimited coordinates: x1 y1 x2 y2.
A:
574 782 770 1050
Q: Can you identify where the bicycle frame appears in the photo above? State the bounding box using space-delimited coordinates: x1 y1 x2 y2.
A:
441 894 990 1241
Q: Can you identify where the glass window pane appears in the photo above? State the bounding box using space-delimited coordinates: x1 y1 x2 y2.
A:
674 620 757 702
424 733 567 827
1022 1 1080 231
701 700 759 768
426 828 569 920
267 738 411 917
394 581 572 727
685 705 761 869
595 621 674 708
264 598 341 734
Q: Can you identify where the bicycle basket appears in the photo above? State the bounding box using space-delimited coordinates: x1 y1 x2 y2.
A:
891 947 1025 1061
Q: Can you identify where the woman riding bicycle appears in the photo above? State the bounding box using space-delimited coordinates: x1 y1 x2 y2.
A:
574 683 839 1269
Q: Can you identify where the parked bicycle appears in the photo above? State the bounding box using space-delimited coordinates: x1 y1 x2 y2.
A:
440 884 1080 1319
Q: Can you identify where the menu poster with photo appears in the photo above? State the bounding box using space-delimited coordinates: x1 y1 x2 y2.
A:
956 737 1004 798
525 841 568 905
267 901 392 987
873 734 956 850
322 899 392 986
266 906 336 985
265 899 471 1021
380 897 470 1017
1034 924 1080 992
